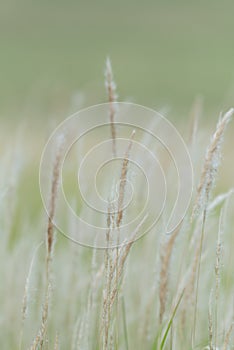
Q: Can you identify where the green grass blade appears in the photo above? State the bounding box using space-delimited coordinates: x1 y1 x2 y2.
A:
160 289 185 350
152 327 162 350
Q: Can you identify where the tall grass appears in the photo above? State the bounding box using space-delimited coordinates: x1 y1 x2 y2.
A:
0 61 234 350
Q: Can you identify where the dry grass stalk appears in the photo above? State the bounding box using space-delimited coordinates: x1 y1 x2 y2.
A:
183 193 230 333
222 323 234 350
114 129 135 345
109 214 148 310
215 210 223 301
192 109 233 346
117 130 135 228
30 137 64 349
47 136 64 263
101 213 147 348
208 289 214 350
159 225 181 323
105 57 118 157
192 108 234 219
30 278 51 350
102 203 114 350
213 208 224 348
19 241 43 350
54 332 59 350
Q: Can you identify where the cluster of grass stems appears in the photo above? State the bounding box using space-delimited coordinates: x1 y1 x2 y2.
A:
0 60 234 350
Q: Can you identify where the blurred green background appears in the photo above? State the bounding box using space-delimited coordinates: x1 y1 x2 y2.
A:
1 0 234 121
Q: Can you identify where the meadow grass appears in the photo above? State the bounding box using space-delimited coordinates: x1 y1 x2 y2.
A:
0 61 234 350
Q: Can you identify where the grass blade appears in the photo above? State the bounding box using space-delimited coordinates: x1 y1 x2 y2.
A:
160 289 184 350
121 296 129 350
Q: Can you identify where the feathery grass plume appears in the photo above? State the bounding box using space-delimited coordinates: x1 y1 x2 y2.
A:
214 209 224 348
105 57 118 157
159 225 181 323
116 129 135 345
192 108 234 219
47 135 65 265
102 201 115 350
54 332 59 350
30 136 64 349
208 289 214 350
223 322 234 350
192 109 233 346
117 130 136 228
30 283 51 350
186 191 231 314
109 214 148 310
101 212 147 349
101 125 133 348
19 241 43 350
207 189 234 212
102 219 145 347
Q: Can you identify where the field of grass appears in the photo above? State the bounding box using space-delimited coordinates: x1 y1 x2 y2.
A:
1 59 234 349
1 1 234 349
